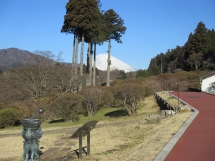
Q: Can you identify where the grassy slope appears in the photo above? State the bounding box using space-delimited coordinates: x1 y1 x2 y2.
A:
0 94 192 161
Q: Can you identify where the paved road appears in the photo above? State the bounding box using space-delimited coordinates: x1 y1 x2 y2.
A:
165 92 215 161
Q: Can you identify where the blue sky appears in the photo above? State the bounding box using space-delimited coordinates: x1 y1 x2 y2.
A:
1 0 215 70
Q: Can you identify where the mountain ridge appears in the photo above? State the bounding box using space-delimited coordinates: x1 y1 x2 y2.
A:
0 48 136 73
0 48 39 71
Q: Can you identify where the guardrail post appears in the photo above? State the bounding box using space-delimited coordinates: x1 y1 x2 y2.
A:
79 131 82 160
87 130 90 156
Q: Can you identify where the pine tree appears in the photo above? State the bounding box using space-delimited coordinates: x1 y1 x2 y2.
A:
103 9 126 87
185 22 208 71
136 69 149 78
147 58 160 75
61 0 102 85
61 0 80 78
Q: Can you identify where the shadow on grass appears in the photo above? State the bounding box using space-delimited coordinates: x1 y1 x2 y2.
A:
105 109 129 118
49 119 65 124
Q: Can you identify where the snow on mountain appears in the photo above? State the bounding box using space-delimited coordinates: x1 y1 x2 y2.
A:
95 54 136 73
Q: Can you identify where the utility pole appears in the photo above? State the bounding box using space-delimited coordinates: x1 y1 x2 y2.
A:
177 84 179 107
161 60 163 74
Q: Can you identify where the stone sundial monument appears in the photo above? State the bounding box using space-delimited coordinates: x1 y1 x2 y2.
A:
21 108 44 161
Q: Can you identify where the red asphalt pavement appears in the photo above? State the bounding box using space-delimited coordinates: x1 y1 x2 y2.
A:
165 92 215 161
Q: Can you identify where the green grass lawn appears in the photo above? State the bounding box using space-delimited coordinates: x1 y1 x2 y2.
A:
37 106 128 129
0 95 160 132
0 106 127 133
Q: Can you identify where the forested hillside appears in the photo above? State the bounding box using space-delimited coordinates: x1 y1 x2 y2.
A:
146 22 215 76
0 48 57 72
0 48 36 71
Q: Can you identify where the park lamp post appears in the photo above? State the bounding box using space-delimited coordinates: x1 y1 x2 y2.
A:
160 82 162 92
161 81 164 94
161 82 164 93
177 84 179 107
96 75 99 86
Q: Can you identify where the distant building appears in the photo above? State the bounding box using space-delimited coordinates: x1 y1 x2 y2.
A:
200 71 215 94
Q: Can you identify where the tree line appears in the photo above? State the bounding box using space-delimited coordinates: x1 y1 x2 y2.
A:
0 47 206 128
137 21 215 77
0 54 148 128
61 0 126 87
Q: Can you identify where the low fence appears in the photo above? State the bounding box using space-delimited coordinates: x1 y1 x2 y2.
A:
154 93 180 116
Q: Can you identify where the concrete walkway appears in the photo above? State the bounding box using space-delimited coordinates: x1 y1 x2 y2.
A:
40 129 78 161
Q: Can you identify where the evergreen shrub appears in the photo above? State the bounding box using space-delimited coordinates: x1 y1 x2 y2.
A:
0 107 21 128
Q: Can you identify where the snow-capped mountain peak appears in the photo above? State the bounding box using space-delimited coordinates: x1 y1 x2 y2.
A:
95 54 136 73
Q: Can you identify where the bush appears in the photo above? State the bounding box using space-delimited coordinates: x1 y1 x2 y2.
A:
51 93 84 121
81 86 113 116
144 86 153 97
122 78 142 85
34 97 53 121
113 83 144 115
0 107 21 128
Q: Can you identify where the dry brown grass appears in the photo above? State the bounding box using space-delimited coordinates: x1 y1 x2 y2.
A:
73 110 191 161
0 94 192 161
0 131 64 161
68 94 191 161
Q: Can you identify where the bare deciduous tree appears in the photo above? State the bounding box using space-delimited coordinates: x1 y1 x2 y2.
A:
81 87 113 116
113 83 144 115
6 50 85 100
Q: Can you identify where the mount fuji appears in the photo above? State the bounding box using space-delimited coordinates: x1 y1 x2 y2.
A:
94 54 136 73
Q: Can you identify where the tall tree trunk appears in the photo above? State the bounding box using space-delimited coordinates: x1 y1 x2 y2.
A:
79 33 84 90
89 43 93 85
93 43 96 86
86 43 90 74
74 35 79 78
86 43 92 86
72 34 75 77
195 62 199 73
80 34 84 76
106 39 111 87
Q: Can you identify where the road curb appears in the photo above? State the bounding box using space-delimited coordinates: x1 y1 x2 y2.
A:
153 92 199 161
